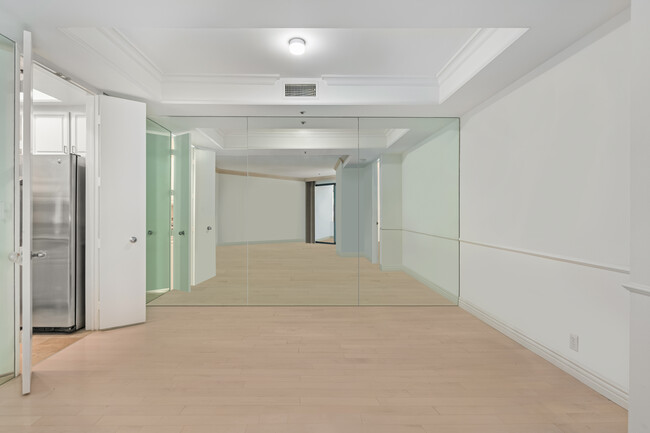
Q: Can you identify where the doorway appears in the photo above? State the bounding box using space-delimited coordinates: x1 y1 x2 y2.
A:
314 183 335 244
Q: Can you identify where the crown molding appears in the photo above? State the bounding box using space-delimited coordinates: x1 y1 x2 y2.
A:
322 75 436 87
59 27 162 99
164 74 280 85
101 28 164 81
437 27 528 103
194 128 224 150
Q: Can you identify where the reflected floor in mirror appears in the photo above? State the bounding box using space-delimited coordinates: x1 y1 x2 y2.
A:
149 242 455 306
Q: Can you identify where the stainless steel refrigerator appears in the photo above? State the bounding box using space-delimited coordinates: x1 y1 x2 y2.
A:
32 154 85 332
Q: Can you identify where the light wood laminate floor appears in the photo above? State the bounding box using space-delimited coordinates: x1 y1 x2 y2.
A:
150 242 454 306
0 306 626 432
31 331 91 366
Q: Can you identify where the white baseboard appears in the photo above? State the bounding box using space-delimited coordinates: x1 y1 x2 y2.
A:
459 298 629 409
384 264 459 304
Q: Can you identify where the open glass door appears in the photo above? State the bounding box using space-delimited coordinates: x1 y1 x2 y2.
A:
172 133 191 292
0 32 17 387
146 120 172 303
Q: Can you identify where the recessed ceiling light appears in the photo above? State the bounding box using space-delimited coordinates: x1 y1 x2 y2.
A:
289 38 306 56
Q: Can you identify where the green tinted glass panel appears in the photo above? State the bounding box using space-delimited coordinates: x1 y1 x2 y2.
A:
173 133 191 292
0 33 15 385
146 120 171 302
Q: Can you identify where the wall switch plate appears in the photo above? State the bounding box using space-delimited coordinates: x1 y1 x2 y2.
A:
569 334 579 352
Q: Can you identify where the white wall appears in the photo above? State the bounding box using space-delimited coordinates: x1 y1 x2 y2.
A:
379 155 402 269
401 123 460 299
216 173 305 245
335 165 358 256
460 20 631 405
628 0 650 430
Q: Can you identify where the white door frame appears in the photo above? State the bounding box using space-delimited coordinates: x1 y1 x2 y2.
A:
21 30 33 395
84 96 99 330
12 30 21 380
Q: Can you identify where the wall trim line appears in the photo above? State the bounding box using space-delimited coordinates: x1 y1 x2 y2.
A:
623 281 650 296
460 239 630 274
459 298 629 409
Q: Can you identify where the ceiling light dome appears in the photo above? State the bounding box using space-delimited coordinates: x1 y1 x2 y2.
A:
288 38 306 55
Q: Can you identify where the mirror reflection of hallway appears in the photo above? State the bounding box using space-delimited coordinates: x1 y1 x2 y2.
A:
147 116 459 306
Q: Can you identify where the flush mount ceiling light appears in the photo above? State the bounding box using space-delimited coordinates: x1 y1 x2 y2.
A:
288 38 306 55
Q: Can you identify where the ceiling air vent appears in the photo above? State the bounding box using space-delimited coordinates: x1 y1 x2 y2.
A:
284 83 317 97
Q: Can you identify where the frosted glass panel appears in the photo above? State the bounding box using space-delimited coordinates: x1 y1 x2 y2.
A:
145 120 171 303
172 133 191 292
0 33 15 385
315 184 334 243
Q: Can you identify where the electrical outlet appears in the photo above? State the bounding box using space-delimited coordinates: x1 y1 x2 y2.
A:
569 334 579 352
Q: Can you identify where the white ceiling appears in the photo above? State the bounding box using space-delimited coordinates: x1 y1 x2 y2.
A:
0 0 630 116
118 28 476 77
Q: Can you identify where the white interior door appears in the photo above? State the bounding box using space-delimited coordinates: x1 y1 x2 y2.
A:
192 148 216 285
21 30 33 395
97 95 146 330
371 161 379 264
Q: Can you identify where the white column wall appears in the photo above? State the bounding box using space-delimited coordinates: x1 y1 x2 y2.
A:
460 20 631 406
380 155 402 269
628 0 650 430
359 163 374 262
401 124 460 299
335 165 359 257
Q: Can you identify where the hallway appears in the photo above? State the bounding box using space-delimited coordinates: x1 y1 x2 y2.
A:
0 307 626 432
150 243 454 306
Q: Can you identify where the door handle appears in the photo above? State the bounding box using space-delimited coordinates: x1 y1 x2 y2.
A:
148 230 153 235
207 226 212 231
178 231 185 236
31 251 47 259
130 237 138 243
8 251 22 264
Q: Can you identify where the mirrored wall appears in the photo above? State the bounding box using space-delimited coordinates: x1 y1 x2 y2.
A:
147 116 459 306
